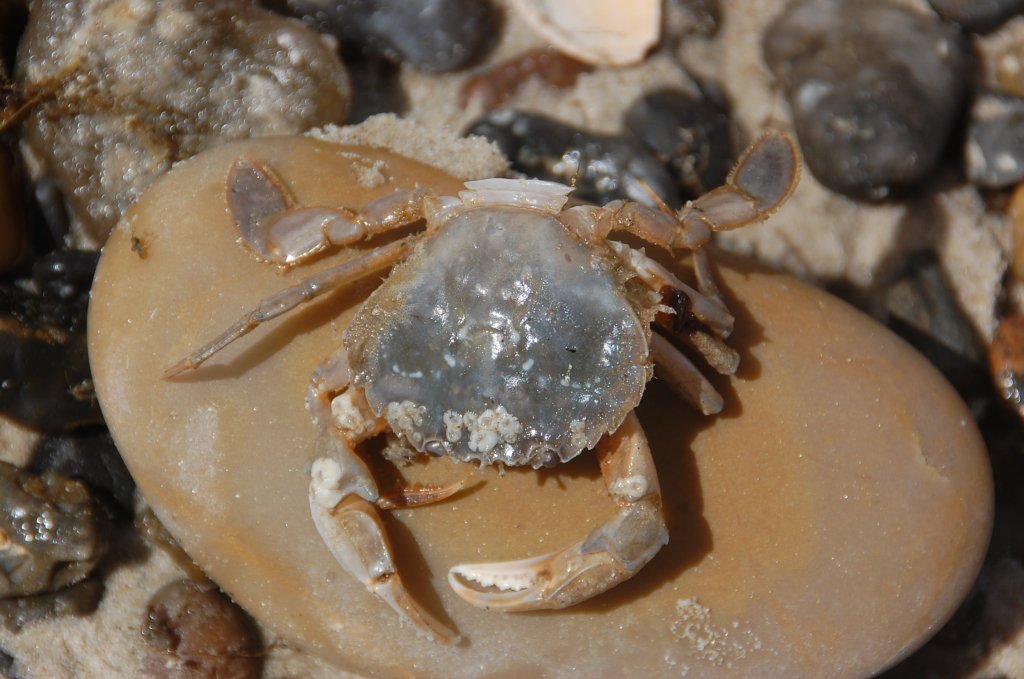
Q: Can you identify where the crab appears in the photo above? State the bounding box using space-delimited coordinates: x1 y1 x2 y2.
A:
165 132 799 644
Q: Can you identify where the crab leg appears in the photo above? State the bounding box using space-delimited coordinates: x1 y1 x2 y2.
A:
448 412 668 611
164 239 411 377
609 241 739 376
303 348 460 643
650 333 723 416
310 432 460 644
679 131 799 235
608 241 732 337
564 132 798 255
229 158 445 265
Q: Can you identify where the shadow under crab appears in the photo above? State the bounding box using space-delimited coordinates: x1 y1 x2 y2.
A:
165 133 799 643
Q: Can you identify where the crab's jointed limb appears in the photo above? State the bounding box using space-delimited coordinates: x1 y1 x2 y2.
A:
229 158 452 266
562 131 799 255
310 439 460 644
163 238 412 378
448 412 668 611
308 352 462 644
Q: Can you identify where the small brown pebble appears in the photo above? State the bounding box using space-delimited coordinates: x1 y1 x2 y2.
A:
461 48 592 110
989 313 1024 417
142 580 261 679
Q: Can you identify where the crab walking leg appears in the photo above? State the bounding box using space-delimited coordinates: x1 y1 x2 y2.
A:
310 433 460 644
562 132 798 255
164 239 411 377
677 131 799 236
692 248 726 311
448 412 668 611
608 241 739 375
229 158 449 265
607 241 732 337
650 333 723 416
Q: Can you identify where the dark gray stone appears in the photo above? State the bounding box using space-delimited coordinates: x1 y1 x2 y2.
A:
466 109 682 207
29 429 136 517
764 0 971 200
0 251 100 434
276 0 498 72
624 88 733 200
927 0 1024 32
966 91 1024 189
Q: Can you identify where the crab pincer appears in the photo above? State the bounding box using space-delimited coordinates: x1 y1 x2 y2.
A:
448 412 667 610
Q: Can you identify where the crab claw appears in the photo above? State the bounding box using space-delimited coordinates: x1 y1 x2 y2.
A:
310 436 460 644
447 412 668 611
311 494 460 644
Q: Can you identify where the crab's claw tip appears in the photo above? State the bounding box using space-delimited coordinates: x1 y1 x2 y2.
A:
447 553 555 611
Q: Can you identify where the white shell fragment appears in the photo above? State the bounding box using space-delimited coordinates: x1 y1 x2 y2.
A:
508 0 662 66
460 178 573 213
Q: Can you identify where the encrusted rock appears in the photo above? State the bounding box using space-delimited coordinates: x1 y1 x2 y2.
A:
16 0 350 247
0 461 109 599
764 0 971 199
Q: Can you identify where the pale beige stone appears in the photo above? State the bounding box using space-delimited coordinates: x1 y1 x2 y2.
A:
90 137 993 678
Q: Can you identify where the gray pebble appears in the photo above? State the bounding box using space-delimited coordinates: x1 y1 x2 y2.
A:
872 250 991 412
624 88 733 200
274 0 498 72
966 91 1024 189
764 0 971 200
466 109 682 207
927 0 1024 32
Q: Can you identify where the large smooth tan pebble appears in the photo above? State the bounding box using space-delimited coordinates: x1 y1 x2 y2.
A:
89 136 993 678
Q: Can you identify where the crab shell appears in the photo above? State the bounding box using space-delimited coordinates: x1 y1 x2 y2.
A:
343 181 660 468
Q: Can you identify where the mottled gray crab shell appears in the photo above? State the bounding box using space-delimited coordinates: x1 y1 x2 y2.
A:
344 205 658 468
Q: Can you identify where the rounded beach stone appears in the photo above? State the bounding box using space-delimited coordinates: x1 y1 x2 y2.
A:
89 137 992 678
763 0 971 200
